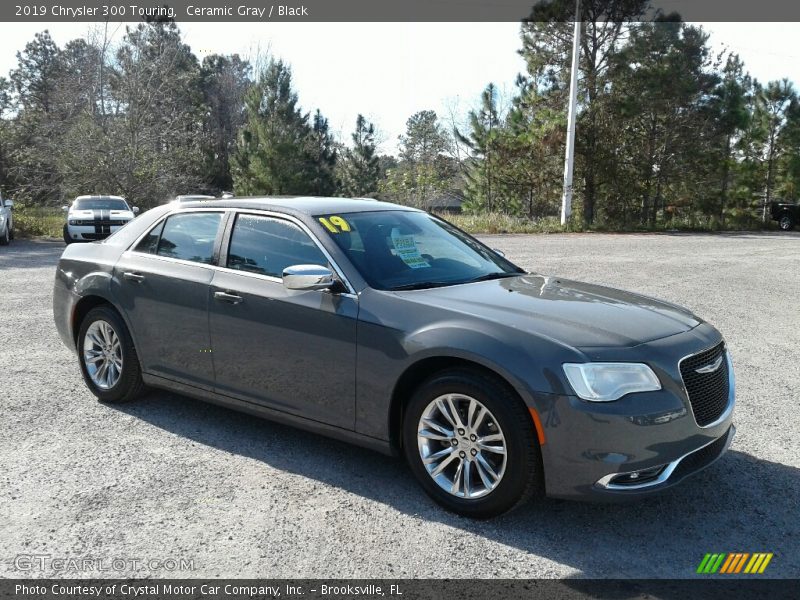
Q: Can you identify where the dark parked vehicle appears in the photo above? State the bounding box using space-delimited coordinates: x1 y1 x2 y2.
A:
770 201 799 230
53 198 735 517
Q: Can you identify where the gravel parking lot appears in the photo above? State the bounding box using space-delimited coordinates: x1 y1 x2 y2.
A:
1 232 798 579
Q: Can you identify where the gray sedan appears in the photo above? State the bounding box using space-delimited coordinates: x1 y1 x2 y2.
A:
53 198 735 517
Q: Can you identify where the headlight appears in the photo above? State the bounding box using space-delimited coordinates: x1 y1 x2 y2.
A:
68 219 77 225
562 363 661 402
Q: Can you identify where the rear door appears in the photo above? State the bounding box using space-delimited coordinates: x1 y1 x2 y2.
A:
112 210 225 390
208 212 358 429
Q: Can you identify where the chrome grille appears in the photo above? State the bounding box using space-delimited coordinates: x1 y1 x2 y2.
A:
73 219 127 226
679 342 729 427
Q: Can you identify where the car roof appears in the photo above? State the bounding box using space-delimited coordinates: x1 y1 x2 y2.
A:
74 195 126 201
175 194 215 201
177 196 419 216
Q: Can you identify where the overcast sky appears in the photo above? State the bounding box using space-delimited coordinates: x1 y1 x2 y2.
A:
2 22 800 153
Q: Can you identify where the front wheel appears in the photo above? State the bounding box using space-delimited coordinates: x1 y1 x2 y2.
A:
779 214 795 231
77 306 145 403
403 369 543 518
0 223 9 246
63 224 73 244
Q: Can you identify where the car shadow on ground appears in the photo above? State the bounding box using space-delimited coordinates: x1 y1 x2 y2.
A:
115 389 799 578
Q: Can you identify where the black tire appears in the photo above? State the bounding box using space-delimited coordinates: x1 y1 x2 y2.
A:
0 223 9 246
402 369 544 518
76 305 146 403
778 213 795 231
63 224 73 244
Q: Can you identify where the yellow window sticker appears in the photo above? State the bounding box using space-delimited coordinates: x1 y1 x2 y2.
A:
319 215 351 233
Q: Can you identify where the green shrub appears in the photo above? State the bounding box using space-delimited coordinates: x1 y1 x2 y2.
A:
12 205 64 238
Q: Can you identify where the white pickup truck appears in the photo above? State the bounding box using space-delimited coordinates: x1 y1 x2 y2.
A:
0 194 13 245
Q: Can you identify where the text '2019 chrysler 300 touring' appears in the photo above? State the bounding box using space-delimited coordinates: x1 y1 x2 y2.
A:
53 197 735 517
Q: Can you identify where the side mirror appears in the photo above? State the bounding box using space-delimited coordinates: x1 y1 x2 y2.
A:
132 206 140 214
493 248 506 258
4 200 12 208
61 205 69 211
283 264 336 291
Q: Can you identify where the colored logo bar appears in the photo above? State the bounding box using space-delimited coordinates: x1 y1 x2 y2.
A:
697 553 773 574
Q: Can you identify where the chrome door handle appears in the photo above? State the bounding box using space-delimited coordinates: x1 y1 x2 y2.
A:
123 272 145 282
214 291 243 305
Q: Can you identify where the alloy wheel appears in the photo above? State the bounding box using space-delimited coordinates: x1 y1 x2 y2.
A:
83 320 123 390
417 393 507 499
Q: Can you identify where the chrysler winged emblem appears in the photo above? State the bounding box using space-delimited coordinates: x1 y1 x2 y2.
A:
695 355 724 374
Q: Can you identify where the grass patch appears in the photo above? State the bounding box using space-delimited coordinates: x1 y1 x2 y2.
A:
437 212 769 234
12 205 65 238
437 213 576 234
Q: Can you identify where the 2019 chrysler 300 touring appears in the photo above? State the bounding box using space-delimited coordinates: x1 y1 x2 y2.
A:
53 197 735 517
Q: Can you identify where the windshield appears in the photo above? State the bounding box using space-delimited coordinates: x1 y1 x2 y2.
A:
73 198 129 211
319 210 524 291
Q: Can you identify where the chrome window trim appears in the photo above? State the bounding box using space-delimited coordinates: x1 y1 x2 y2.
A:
126 207 356 297
595 425 735 491
677 344 735 430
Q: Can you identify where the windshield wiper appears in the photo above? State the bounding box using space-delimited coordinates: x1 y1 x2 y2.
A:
388 281 455 291
389 272 521 291
462 272 521 284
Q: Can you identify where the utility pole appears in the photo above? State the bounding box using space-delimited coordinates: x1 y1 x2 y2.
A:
561 0 581 225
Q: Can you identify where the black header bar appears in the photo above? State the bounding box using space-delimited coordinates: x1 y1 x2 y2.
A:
2 0 800 23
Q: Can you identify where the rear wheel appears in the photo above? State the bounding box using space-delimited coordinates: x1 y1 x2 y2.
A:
403 369 543 518
77 306 145 403
779 213 795 231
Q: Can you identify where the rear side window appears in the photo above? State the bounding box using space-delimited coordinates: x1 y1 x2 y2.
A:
227 214 327 278
149 212 222 264
135 220 165 254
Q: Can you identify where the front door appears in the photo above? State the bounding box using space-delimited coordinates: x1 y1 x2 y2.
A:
209 213 358 429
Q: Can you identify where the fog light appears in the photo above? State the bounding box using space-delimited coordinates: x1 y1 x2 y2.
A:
609 465 665 486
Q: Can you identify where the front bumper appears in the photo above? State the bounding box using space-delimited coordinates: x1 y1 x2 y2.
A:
66 223 128 241
593 424 734 496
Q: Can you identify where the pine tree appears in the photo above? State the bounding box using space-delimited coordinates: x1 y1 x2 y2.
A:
200 54 252 192
708 53 751 224
306 109 338 196
232 58 313 196
756 80 796 219
456 84 500 213
381 110 454 209
337 114 379 197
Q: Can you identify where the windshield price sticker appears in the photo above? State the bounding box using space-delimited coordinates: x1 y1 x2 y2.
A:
391 229 430 269
319 215 351 233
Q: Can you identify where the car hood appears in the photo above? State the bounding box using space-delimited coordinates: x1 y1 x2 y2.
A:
396 274 701 349
69 209 134 219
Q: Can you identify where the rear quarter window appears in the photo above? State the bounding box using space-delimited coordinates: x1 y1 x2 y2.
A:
138 212 222 264
134 220 165 254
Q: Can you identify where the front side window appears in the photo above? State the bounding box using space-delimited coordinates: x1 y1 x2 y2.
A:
227 214 327 278
152 212 222 264
318 210 523 290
